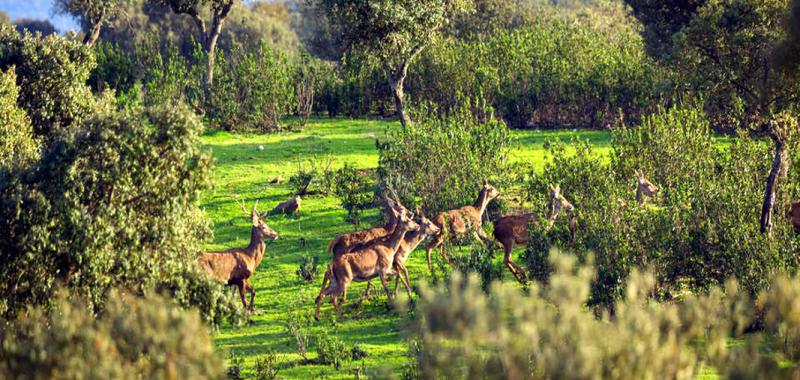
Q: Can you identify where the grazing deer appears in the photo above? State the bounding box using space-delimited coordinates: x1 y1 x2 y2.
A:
314 211 420 320
197 198 278 311
425 179 500 271
318 197 410 301
788 201 800 230
493 184 575 284
272 195 302 214
353 209 441 301
635 170 659 205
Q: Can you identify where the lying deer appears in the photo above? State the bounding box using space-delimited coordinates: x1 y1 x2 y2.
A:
493 184 575 284
425 179 500 271
272 195 301 214
318 197 410 300
197 199 278 311
314 210 420 320
635 170 659 205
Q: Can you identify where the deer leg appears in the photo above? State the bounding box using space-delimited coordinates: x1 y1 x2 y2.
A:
378 272 393 307
363 281 372 300
237 282 248 310
245 279 256 311
472 231 485 245
319 268 330 296
314 287 327 321
502 242 527 284
425 234 444 272
396 262 413 301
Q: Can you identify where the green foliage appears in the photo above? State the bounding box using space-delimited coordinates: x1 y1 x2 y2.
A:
451 243 503 290
378 98 510 214
227 350 245 380
0 25 97 142
209 42 295 131
287 157 334 196
0 291 224 379
351 344 368 361
254 350 282 380
284 313 311 361
333 164 374 228
412 251 800 379
315 331 350 370
0 68 37 172
0 105 218 320
296 255 320 282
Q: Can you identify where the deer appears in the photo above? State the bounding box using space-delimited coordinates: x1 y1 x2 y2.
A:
315 210 420 320
350 209 442 301
425 179 500 271
635 169 659 205
788 201 800 230
272 195 301 214
318 197 411 302
197 198 278 311
493 184 575 284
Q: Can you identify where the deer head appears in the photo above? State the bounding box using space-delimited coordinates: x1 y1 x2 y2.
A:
482 178 501 202
235 196 279 241
548 184 575 219
635 169 645 184
416 209 441 236
395 207 421 233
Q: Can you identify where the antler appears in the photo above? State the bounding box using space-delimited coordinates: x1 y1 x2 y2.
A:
233 194 250 216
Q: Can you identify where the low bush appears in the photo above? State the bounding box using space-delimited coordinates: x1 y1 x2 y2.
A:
0 291 223 379
288 157 335 196
296 255 321 282
254 350 281 380
333 164 375 228
411 251 800 379
284 314 310 361
378 97 510 215
315 331 350 370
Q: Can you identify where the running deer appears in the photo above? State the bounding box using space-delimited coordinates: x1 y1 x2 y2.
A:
314 210 420 320
197 198 278 311
635 170 659 205
493 184 575 284
425 179 500 271
352 209 441 301
317 197 411 300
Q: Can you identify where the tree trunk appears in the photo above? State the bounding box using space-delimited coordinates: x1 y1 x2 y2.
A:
83 21 103 48
390 78 410 129
760 132 788 235
205 4 232 87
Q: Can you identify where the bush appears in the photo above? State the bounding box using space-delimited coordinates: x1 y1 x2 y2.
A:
378 98 511 215
0 105 216 320
254 350 281 380
296 255 320 282
0 291 224 379
411 251 800 379
284 313 310 361
333 164 374 228
287 157 335 196
0 68 37 172
315 331 350 370
451 243 503 290
226 351 244 380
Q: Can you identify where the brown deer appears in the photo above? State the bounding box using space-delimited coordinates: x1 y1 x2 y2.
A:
272 195 301 214
493 184 575 284
788 201 800 230
425 179 500 271
352 209 441 301
197 198 278 311
635 170 659 205
314 210 420 320
317 197 411 300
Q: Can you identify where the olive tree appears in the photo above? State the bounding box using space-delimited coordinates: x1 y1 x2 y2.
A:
312 0 473 128
54 0 128 47
154 0 236 86
626 0 800 235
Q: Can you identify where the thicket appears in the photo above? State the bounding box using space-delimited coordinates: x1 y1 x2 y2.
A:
377 98 510 215
523 103 800 308
0 291 224 379
0 27 240 325
410 252 800 379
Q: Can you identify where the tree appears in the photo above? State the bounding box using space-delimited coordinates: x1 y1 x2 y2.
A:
13 19 58 36
626 0 800 235
312 0 473 128
54 0 127 47
154 0 236 86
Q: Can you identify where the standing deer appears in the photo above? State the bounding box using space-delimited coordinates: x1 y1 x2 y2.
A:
425 179 500 271
315 210 420 320
318 197 411 300
493 184 575 284
197 198 278 311
635 170 659 205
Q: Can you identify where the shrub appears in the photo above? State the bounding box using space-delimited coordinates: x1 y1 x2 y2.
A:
254 350 281 380
411 250 800 379
451 243 503 290
0 68 37 172
288 157 335 196
0 105 215 320
378 98 510 215
333 164 374 228
226 351 244 380
351 344 368 361
0 291 224 379
284 314 310 361
296 255 320 282
315 331 350 370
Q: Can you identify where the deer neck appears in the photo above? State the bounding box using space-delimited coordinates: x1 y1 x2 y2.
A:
403 229 426 251
246 227 266 264
386 227 410 259
472 189 490 217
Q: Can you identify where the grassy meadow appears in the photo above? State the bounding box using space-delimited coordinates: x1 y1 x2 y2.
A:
201 118 611 377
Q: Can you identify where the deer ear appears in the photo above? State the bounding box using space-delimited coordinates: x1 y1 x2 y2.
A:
483 178 488 186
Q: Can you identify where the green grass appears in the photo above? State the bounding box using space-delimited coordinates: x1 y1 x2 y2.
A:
201 118 610 378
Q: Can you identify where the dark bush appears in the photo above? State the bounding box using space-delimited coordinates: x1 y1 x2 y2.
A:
296 255 320 282
315 331 350 370
333 163 374 228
